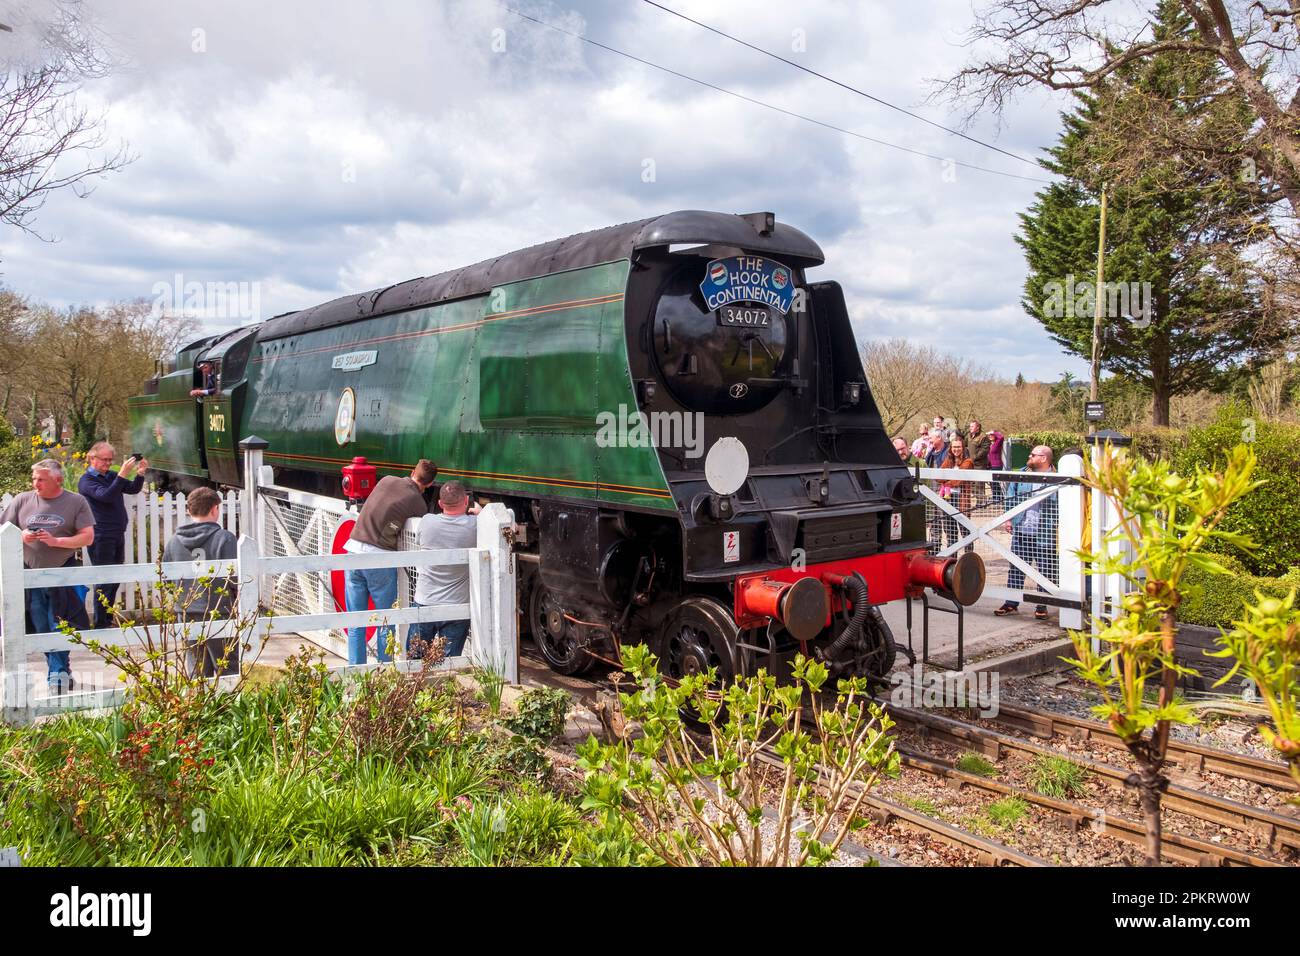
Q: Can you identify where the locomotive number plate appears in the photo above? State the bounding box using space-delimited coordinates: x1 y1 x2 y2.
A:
717 304 771 328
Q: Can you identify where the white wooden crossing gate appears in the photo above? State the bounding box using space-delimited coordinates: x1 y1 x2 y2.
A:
918 454 1086 628
0 488 243 613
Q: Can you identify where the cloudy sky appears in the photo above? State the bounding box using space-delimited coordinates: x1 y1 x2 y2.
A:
0 0 1091 382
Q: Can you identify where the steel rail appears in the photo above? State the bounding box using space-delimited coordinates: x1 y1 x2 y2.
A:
989 700 1296 792
881 701 1300 856
895 746 1283 868
749 748 1048 867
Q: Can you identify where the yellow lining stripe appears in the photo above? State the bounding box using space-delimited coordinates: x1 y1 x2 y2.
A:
261 450 671 499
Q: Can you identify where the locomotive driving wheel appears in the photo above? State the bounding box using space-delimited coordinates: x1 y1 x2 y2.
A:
528 582 595 676
659 596 739 685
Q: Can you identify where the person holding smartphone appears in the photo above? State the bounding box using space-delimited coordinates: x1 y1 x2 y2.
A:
1 459 95 694
78 442 149 629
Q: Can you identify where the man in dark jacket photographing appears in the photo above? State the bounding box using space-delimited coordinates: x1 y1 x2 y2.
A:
78 442 148 628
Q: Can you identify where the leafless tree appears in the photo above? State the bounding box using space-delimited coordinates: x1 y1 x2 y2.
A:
0 286 30 416
20 299 196 448
936 1 1300 218
862 339 951 436
0 0 131 239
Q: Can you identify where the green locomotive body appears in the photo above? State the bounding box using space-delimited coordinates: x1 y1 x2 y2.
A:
130 211 979 681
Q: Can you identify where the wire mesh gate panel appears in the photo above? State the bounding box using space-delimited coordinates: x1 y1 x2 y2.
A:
256 486 359 658
918 456 1085 625
254 485 432 661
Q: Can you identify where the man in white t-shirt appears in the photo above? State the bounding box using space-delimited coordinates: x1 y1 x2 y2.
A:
407 481 479 659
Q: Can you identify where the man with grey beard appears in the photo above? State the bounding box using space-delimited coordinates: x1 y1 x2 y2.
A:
996 445 1058 621
0 459 95 694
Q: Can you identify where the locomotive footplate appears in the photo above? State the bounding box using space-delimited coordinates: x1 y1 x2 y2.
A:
681 501 906 582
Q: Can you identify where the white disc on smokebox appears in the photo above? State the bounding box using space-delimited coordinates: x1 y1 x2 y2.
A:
704 437 749 497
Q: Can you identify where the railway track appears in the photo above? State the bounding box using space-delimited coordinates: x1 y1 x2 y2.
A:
892 746 1281 867
881 700 1300 862
521 645 1294 866
989 700 1296 792
750 746 1048 866
521 645 1048 866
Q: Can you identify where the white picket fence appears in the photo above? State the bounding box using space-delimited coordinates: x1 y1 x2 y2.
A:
0 443 517 725
0 488 242 612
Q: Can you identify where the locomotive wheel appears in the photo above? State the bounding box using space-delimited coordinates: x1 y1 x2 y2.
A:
528 583 595 676
659 596 739 685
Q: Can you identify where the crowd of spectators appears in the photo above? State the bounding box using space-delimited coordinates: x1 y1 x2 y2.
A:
1 448 484 694
891 416 1058 621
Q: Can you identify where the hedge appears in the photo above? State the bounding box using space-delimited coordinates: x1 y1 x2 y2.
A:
1173 408 1300 578
0 418 27 494
1013 407 1300 578
1010 426 1186 464
1008 430 1089 462
1179 554 1300 628
1124 425 1186 463
0 441 28 496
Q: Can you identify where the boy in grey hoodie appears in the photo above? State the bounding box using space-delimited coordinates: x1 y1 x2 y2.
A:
162 487 239 675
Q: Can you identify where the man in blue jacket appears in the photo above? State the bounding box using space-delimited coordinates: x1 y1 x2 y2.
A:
78 442 148 628
994 446 1058 621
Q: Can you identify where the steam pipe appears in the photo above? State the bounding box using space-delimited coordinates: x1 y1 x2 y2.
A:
821 572 869 658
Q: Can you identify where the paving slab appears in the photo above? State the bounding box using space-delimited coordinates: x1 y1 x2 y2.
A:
878 594 1068 672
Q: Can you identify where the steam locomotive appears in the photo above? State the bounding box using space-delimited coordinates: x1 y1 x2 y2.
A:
128 210 984 682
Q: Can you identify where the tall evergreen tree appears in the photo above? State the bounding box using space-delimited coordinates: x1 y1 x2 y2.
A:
1015 1 1291 426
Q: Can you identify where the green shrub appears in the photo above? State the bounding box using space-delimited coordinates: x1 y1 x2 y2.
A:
496 735 552 782
502 687 571 742
1009 430 1088 463
0 441 29 495
1175 405 1300 576
1126 425 1186 464
1179 553 1300 627
0 663 597 866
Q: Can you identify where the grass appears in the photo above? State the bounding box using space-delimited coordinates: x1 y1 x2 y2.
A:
471 664 508 716
962 814 999 839
0 665 620 867
955 751 999 777
984 796 1030 828
1028 755 1090 799
896 794 942 816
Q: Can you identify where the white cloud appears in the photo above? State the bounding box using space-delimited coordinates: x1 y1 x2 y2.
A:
0 0 1089 381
